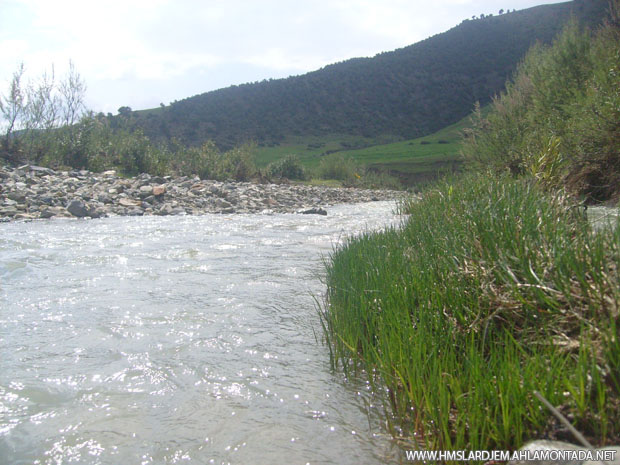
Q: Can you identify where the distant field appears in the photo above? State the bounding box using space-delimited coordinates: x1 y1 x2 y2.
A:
253 133 402 168
339 115 472 183
254 110 479 185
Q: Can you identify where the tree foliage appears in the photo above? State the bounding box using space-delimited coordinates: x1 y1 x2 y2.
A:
0 62 87 164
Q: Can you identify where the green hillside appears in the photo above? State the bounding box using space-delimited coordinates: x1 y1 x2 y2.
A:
129 0 607 151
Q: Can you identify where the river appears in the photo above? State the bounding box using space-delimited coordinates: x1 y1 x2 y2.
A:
0 202 405 465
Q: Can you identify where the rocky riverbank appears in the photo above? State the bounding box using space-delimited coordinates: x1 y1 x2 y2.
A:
0 165 404 221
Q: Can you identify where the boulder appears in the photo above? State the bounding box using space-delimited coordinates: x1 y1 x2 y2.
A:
29 165 55 176
152 185 166 196
66 199 89 218
139 185 153 197
299 207 327 216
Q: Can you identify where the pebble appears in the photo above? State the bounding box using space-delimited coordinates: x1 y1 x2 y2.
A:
0 165 405 221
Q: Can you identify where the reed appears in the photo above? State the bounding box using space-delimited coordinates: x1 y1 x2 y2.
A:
320 174 620 451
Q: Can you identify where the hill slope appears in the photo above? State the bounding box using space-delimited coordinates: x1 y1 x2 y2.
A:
131 0 608 149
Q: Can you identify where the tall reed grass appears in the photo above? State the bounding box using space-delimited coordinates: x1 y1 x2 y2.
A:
320 175 619 451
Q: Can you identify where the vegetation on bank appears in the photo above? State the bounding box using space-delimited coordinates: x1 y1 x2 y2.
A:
0 70 400 188
322 176 619 450
462 16 620 202
320 5 620 454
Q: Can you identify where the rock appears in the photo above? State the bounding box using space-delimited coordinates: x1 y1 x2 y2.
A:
0 206 19 217
139 185 153 197
119 198 140 207
0 166 403 221
152 185 166 196
13 213 37 220
299 207 327 216
66 199 89 217
29 165 55 176
67 199 88 218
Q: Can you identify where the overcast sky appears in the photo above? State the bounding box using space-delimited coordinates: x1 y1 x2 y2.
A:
1 0 567 114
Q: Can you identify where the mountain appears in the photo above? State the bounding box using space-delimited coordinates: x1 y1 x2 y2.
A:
129 0 609 150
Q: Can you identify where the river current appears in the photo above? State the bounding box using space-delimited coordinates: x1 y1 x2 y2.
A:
0 201 404 464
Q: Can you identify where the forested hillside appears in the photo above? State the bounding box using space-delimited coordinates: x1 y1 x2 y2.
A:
129 0 608 149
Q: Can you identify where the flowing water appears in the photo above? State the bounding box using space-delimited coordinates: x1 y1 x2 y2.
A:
0 202 405 465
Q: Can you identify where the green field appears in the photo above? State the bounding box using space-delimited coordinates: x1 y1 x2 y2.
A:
254 111 478 184
253 133 401 168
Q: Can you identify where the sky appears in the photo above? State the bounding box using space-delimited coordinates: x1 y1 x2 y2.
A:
0 0 568 114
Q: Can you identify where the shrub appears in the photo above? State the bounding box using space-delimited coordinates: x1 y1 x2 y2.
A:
175 141 256 181
266 154 306 180
461 17 620 200
357 169 402 190
316 154 359 183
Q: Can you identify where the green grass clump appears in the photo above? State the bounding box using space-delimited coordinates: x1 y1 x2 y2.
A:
321 175 620 451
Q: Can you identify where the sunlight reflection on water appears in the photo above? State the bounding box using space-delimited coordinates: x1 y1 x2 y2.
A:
0 202 404 464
